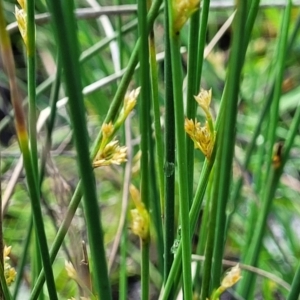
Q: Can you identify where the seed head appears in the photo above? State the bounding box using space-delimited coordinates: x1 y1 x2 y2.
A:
129 185 150 242
3 245 16 286
220 264 242 291
15 6 27 48
185 118 214 159
93 140 127 167
173 0 200 32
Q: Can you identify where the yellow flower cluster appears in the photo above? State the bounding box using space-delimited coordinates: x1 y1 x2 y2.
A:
220 264 241 291
15 0 27 48
173 0 200 33
129 185 150 242
211 264 241 299
4 245 16 286
185 88 215 159
93 88 140 168
93 139 127 167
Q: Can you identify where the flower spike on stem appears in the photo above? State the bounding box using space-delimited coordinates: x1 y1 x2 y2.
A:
185 88 216 159
211 264 242 300
15 5 27 48
115 87 141 130
93 140 127 168
129 184 150 242
93 87 140 168
173 0 200 33
4 245 17 286
99 121 114 151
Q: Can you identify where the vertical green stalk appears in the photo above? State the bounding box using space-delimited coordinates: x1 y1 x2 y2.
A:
237 1 292 297
30 184 82 300
30 1 163 297
200 162 219 300
32 234 43 299
185 10 200 204
26 0 37 174
149 29 165 218
167 1 192 298
238 82 299 300
163 0 175 291
0 2 58 299
149 27 164 273
210 0 248 292
226 87 273 231
195 0 210 90
161 153 216 300
36 58 61 299
13 219 33 299
185 0 211 204
287 262 300 300
137 0 151 298
26 1 42 296
90 0 163 156
119 226 127 300
193 2 211 291
116 4 126 299
193 168 214 296
149 132 164 275
265 1 291 178
45 0 112 298
227 10 300 235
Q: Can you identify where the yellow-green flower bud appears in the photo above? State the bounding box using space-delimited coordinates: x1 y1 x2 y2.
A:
173 0 200 33
3 245 16 286
15 6 27 48
129 185 150 242
93 140 127 168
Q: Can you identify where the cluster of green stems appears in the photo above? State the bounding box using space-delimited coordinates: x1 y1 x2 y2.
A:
1 0 300 299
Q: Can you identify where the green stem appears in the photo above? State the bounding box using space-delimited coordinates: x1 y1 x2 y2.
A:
237 1 292 297
149 19 164 276
149 29 165 218
287 262 300 300
30 0 163 297
30 184 82 300
265 0 292 178
26 2 42 296
195 0 210 90
137 0 151 297
200 163 218 300
185 11 200 204
149 131 164 275
45 0 112 298
167 10 192 300
226 10 300 237
90 0 163 158
26 0 38 176
163 0 175 292
0 3 58 298
13 219 33 299
119 227 128 300
210 0 248 291
194 168 214 296
22 145 58 300
161 155 216 300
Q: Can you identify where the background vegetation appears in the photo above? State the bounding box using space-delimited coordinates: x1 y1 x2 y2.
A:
1 0 300 299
